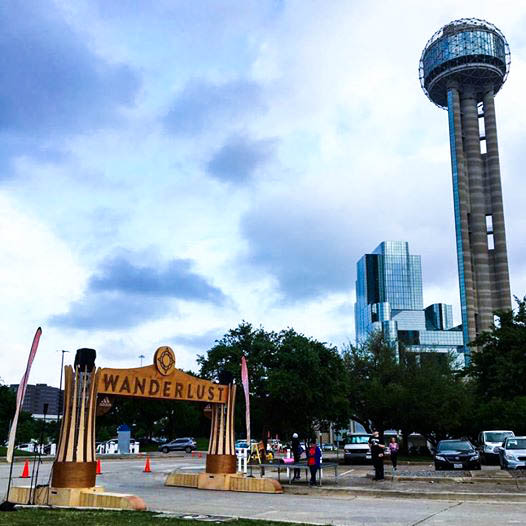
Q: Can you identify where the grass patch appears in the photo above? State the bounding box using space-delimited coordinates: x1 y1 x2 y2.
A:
397 455 433 463
0 447 33 457
139 443 159 452
0 508 304 526
195 437 209 451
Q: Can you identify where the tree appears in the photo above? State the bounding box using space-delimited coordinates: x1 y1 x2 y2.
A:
466 297 526 434
197 322 350 440
0 383 16 443
342 332 404 434
342 333 475 450
97 390 209 442
468 296 526 400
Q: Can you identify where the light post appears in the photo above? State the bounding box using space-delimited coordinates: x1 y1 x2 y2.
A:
57 350 70 422
139 354 145 367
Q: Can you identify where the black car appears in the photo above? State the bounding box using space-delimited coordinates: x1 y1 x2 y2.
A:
434 439 481 470
159 437 197 454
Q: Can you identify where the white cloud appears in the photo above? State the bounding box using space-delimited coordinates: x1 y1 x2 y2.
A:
2 1 526 384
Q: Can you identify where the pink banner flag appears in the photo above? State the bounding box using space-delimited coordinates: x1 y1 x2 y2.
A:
241 355 251 445
6 327 42 463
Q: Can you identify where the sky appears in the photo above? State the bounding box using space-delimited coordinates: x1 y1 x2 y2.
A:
2 0 526 386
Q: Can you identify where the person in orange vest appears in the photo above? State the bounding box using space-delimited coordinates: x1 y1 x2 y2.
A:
306 439 322 486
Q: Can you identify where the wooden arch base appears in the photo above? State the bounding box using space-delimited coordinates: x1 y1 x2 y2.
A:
165 471 283 494
8 485 146 511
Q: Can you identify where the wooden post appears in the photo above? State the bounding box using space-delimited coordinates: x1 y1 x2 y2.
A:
206 384 237 474
52 366 99 488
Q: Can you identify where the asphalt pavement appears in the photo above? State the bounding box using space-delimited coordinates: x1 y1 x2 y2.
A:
1 456 526 525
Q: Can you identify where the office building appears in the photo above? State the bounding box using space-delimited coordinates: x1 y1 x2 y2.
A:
355 241 464 363
10 383 62 418
419 19 512 354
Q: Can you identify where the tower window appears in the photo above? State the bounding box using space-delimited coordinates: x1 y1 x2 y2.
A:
485 214 493 232
487 233 494 250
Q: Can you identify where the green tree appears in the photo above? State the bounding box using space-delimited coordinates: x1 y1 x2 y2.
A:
0 383 16 443
97 395 208 442
467 296 526 434
468 296 526 399
197 322 350 440
342 332 404 434
343 333 475 450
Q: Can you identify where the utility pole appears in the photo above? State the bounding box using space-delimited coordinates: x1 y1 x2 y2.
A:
57 350 70 423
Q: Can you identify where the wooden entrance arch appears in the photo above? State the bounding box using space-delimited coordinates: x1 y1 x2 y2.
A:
52 346 237 488
9 346 281 509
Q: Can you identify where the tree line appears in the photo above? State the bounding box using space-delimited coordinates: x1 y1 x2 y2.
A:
2 297 525 449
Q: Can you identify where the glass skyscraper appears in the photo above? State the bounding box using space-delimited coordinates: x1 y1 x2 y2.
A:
355 241 465 364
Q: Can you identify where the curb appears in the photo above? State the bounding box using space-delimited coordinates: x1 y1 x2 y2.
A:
364 473 525 486
0 452 193 463
396 475 523 485
283 485 526 502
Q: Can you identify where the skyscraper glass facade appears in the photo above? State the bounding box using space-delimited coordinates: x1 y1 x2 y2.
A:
355 241 465 365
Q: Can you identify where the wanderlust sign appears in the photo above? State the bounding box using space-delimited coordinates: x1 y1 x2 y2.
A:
97 346 229 404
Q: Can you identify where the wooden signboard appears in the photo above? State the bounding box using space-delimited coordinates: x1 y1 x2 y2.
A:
97 346 228 404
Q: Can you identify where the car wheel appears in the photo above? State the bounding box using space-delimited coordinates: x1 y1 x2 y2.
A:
185 446 192 453
435 464 441 471
474 463 482 470
162 447 169 454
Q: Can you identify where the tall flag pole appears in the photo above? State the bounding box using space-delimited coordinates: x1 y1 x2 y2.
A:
240 355 251 445
6 327 42 464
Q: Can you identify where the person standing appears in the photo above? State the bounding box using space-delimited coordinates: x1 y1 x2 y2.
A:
291 433 302 480
388 437 399 471
306 439 322 486
369 431 385 481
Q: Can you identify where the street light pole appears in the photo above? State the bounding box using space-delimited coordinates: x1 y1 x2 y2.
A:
139 354 145 367
57 350 70 423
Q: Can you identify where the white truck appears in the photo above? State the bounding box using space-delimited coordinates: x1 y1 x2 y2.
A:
343 433 372 464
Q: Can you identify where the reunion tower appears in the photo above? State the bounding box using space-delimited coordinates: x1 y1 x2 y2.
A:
419 18 512 352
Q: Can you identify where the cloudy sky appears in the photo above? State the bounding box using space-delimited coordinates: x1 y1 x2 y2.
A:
2 0 525 386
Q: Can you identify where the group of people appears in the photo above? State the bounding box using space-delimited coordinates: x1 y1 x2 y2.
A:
289 431 400 484
291 433 322 486
369 431 400 481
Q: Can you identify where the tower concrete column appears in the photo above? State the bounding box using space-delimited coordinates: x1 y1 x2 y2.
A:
447 87 476 345
460 92 493 334
483 90 512 311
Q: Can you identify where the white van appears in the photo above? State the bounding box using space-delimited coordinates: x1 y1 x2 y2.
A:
477 430 515 463
343 433 372 464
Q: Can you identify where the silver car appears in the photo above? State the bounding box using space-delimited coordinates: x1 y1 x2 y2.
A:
496 436 526 470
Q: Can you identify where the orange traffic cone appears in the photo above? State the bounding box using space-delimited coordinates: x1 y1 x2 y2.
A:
143 456 151 473
20 460 30 478
198 452 202 459
96 458 102 475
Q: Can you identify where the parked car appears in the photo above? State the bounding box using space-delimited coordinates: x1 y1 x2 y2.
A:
159 437 197 454
434 439 481 470
477 430 515 464
344 434 372 464
16 443 36 453
322 443 337 451
495 436 526 470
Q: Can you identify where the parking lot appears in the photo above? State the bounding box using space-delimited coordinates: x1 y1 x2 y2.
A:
2 454 526 525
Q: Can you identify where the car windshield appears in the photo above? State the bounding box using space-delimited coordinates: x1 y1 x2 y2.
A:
506 439 526 450
438 441 472 452
349 436 370 444
485 432 513 443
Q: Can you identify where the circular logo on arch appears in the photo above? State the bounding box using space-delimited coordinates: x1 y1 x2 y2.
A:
154 346 176 376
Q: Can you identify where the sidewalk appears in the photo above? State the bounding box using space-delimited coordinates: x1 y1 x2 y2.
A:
238 462 526 502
